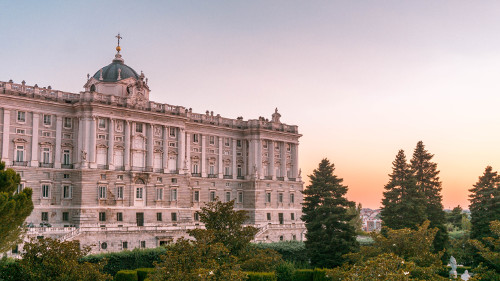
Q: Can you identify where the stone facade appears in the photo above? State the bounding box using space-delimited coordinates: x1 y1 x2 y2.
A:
1 48 305 254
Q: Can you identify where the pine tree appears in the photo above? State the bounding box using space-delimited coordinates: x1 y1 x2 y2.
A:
409 141 448 252
301 158 358 268
381 150 426 230
469 166 500 240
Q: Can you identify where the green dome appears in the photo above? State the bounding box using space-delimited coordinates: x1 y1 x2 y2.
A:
93 57 139 82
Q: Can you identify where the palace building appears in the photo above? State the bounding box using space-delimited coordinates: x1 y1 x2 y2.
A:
0 39 304 253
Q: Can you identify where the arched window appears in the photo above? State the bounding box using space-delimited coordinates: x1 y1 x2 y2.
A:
90 84 96 92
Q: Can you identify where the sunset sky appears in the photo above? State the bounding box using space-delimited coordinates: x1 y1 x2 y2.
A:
2 1 500 209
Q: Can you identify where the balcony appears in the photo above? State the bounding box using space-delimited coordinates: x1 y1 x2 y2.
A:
288 177 296 182
208 174 217 178
223 175 232 179
13 161 28 167
61 164 74 169
39 163 54 168
115 166 125 171
191 173 201 177
264 176 272 180
277 177 284 181
237 176 245 180
131 166 145 172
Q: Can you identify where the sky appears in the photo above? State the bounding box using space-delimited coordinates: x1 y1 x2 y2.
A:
2 0 500 209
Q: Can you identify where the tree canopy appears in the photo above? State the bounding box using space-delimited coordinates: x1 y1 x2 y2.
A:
469 166 500 240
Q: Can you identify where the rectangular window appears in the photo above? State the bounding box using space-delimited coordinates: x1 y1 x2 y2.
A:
262 140 268 149
194 191 199 202
192 134 199 143
171 178 177 184
98 186 106 199
170 189 177 201
16 128 25 134
192 164 199 174
117 212 123 221
290 193 295 204
238 191 243 203
156 188 163 200
42 147 51 163
98 119 106 129
209 165 215 175
122 241 128 249
224 166 230 176
117 175 124 180
99 212 106 221
237 140 242 147
116 186 123 199
42 131 51 137
210 191 216 202
136 123 143 133
16 183 24 194
62 212 69 221
291 213 295 220
237 165 242 177
279 213 284 224
136 187 143 199
41 212 48 221
17 111 26 122
278 193 283 203
287 143 291 152
224 138 230 146
194 212 199 221
267 213 271 221
63 173 70 179
98 134 106 140
115 136 123 142
169 127 176 137
169 142 176 147
63 150 70 165
63 117 72 128
157 212 162 221
15 145 24 162
100 174 106 180
171 213 177 222
63 185 72 199
43 114 51 126
42 185 50 198
225 191 231 202
209 136 215 145
140 241 146 248
266 192 271 203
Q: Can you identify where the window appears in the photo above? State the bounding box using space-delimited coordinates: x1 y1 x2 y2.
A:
225 182 230 187
287 143 291 152
17 111 26 122
278 193 283 203
224 138 230 146
237 165 242 177
42 147 51 163
116 186 123 199
171 178 177 184
117 175 124 180
16 183 24 194
194 213 199 221
169 127 176 137
115 136 123 142
62 212 69 221
291 213 295 220
290 193 295 204
280 235 284 241
16 128 25 134
63 150 70 165
122 241 128 249
267 213 271 221
41 212 49 221
279 213 284 224
63 173 70 179
15 145 24 162
136 123 143 133
42 131 51 137
237 191 243 203
169 142 176 147
265 192 271 203
262 140 268 149
170 189 177 201
194 191 199 202
100 174 106 180
209 136 215 145
98 186 106 199
42 185 50 198
237 140 242 147
224 166 230 176
99 212 106 221
192 164 199 174
63 185 72 199
156 188 163 200
171 213 177 222
225 191 231 202
117 212 123 221
140 241 146 248
155 140 162 146
98 134 106 140
63 133 72 139
101 242 107 250
157 212 162 221
63 117 72 128
43 114 51 126
292 235 297 241
210 191 216 202
209 165 215 175
192 134 199 143
98 119 106 129
136 187 143 199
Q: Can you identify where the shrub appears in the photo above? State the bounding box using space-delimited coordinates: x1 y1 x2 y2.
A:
292 269 314 281
239 246 283 272
115 270 138 281
245 272 277 281
254 241 308 265
312 268 331 281
0 257 25 281
275 261 295 281
136 268 154 281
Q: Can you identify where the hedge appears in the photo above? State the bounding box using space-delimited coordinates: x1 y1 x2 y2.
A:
115 270 138 281
81 247 166 276
293 269 314 281
0 258 25 281
312 269 332 281
253 241 308 265
136 268 154 281
246 272 277 281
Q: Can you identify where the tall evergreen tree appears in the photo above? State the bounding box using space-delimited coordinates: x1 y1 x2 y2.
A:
301 158 358 268
469 166 500 240
409 141 448 252
381 150 427 230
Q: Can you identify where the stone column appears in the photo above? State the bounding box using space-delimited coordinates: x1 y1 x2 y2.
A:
54 116 62 168
162 126 168 173
88 117 97 168
146 123 154 172
30 113 39 167
242 140 247 176
1 109 10 164
218 137 223 178
178 128 185 174
269 140 275 180
77 117 86 168
185 133 191 174
107 118 115 170
281 142 288 181
292 143 299 179
201 135 207 177
247 139 255 179
257 139 263 179
232 139 237 179
124 120 131 171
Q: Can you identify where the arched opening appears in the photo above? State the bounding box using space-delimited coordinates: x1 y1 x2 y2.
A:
90 84 96 92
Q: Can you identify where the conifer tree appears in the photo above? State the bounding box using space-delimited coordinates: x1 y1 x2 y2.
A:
301 158 358 268
409 141 448 252
381 150 426 230
469 166 500 240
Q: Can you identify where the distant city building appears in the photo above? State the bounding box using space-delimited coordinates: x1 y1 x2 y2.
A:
1 38 305 254
360 208 382 232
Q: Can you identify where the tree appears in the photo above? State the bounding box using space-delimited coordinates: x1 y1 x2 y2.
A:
0 161 34 253
347 202 363 234
447 205 464 229
469 166 500 240
19 237 111 281
301 158 358 268
469 220 500 276
409 141 448 252
380 150 426 230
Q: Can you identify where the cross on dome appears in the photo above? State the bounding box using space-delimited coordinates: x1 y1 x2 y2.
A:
115 33 122 53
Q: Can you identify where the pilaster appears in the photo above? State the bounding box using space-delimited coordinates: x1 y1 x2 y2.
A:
108 118 115 170
30 113 39 166
162 126 168 173
1 109 10 164
281 142 288 181
269 140 276 180
185 133 191 174
124 120 131 171
146 123 154 171
201 135 207 177
218 137 223 178
54 116 62 168
88 116 97 168
178 128 185 174
232 139 237 179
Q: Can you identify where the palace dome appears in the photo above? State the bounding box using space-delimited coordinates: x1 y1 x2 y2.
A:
92 55 139 82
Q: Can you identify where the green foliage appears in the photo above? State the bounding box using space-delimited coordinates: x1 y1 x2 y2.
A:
470 220 500 274
447 231 476 266
245 272 277 281
187 199 258 256
436 266 472 277
81 247 167 276
469 166 500 240
0 161 34 252
136 268 154 281
312 268 331 281
115 270 138 281
347 203 363 234
447 205 464 228
148 237 246 281
0 257 25 281
19 237 112 281
292 269 314 281
275 261 295 281
253 241 308 265
239 246 283 272
301 159 358 268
